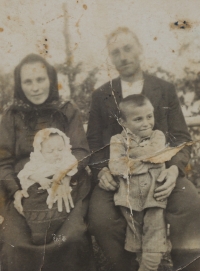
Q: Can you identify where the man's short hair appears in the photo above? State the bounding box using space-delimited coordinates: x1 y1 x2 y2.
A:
107 27 142 49
119 94 152 120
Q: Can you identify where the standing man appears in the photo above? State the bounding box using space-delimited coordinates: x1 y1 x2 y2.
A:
87 27 200 271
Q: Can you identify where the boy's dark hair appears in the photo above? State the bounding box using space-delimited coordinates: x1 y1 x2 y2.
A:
119 94 151 120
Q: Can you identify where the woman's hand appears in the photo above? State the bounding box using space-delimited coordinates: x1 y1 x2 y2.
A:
13 190 29 216
47 176 74 213
57 180 74 213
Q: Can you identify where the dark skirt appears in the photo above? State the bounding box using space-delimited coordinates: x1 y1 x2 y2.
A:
0 170 95 271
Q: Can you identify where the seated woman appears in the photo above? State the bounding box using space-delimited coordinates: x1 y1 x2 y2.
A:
0 54 95 271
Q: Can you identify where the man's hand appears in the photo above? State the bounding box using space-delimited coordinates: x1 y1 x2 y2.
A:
98 167 119 191
13 190 29 216
154 165 179 201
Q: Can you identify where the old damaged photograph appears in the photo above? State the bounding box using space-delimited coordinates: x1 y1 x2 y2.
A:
0 0 200 270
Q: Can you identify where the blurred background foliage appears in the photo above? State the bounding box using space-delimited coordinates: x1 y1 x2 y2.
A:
0 71 14 113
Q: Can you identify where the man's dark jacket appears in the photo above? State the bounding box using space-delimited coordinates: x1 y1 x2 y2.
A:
87 73 191 179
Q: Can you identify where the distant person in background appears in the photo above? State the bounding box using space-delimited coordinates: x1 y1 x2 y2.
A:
181 80 200 193
87 27 200 271
181 81 200 120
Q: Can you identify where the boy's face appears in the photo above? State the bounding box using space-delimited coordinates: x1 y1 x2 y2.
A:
121 101 155 138
41 134 65 164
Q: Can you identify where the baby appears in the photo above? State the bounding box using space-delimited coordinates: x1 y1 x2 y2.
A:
18 128 78 245
109 95 167 271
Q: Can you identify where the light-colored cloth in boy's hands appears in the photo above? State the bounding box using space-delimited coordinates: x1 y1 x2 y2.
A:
18 128 78 191
109 129 166 179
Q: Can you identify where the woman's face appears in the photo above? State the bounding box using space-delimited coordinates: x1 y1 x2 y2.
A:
20 62 50 105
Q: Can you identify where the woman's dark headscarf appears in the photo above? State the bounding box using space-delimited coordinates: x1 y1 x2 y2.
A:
12 54 67 130
14 53 59 106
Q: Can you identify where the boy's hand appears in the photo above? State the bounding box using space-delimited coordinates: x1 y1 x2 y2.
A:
13 190 29 216
98 167 119 191
154 165 178 201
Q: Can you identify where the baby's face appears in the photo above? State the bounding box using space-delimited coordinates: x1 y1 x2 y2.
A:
121 101 155 138
41 134 65 164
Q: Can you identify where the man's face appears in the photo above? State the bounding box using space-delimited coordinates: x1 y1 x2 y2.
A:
121 101 155 138
108 32 141 78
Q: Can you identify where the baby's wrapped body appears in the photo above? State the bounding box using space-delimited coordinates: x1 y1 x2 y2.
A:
18 128 78 245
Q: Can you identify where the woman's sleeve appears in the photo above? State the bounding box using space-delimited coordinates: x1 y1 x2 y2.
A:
0 110 20 197
17 158 38 191
64 102 90 171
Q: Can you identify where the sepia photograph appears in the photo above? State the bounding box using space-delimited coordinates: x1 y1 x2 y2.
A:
0 1 200 270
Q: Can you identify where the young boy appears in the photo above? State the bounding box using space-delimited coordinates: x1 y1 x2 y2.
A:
18 128 78 245
109 94 167 271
